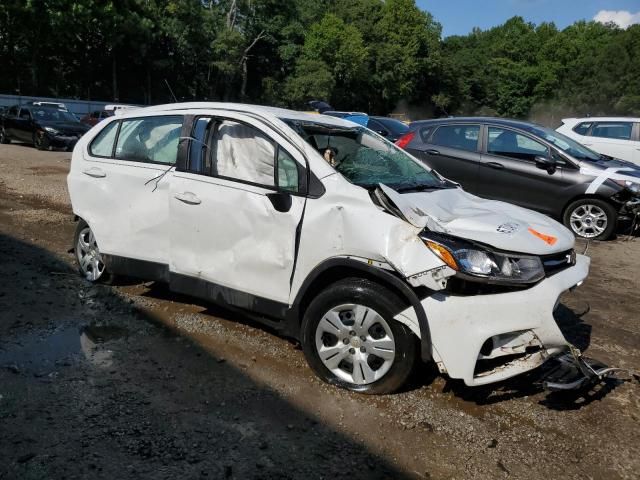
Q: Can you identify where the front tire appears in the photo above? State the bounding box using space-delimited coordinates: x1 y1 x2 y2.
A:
563 198 617 240
34 131 50 151
301 278 417 394
74 220 111 283
0 127 10 144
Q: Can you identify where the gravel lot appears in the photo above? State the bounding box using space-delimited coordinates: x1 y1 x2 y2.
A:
0 143 639 479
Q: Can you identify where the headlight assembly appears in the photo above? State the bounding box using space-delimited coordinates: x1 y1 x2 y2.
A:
422 233 545 285
43 126 59 135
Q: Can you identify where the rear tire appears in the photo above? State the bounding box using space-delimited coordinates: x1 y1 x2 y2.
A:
301 278 417 394
562 198 617 241
74 219 113 283
0 127 10 144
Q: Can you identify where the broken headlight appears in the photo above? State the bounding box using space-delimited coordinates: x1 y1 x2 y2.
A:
422 233 544 285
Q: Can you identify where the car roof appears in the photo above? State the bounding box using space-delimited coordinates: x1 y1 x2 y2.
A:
409 117 546 131
118 102 358 128
561 117 640 123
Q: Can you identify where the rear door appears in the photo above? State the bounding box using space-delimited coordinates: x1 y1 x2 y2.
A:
77 114 184 266
169 113 307 306
15 108 33 142
409 123 481 192
477 125 574 214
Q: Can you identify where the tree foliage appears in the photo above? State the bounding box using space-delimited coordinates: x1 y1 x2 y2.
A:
0 1 638 118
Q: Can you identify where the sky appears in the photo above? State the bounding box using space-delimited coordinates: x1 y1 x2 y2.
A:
416 0 640 37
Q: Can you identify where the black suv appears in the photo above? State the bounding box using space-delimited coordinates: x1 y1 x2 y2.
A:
0 104 89 151
397 118 640 240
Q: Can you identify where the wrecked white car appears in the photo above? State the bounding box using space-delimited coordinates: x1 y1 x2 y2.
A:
67 103 591 394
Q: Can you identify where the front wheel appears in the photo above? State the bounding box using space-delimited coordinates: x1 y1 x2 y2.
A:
0 127 10 144
301 278 417 394
563 198 617 240
34 131 50 151
74 220 111 283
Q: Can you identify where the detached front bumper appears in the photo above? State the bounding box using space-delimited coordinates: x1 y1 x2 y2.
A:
395 254 590 386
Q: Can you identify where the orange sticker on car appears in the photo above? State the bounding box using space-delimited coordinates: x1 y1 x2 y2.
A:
528 227 557 246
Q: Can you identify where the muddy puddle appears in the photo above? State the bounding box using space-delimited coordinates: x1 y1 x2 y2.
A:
1 324 128 372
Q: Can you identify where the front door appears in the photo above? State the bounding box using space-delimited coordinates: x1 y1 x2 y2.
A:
476 125 574 215
169 113 307 307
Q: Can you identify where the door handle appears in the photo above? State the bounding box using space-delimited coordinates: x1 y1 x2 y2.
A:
82 167 106 178
425 149 440 155
174 192 201 205
486 162 504 169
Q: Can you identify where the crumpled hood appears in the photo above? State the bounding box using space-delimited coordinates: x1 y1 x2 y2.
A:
379 185 575 255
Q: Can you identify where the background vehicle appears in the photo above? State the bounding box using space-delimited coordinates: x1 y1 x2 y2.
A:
80 110 114 127
0 104 89 150
324 111 409 142
398 118 640 240
67 102 590 394
557 117 640 165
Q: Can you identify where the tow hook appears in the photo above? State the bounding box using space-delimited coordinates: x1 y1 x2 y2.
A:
542 344 640 391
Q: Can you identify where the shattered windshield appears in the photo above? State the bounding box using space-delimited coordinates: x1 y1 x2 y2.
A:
284 120 448 192
531 126 601 162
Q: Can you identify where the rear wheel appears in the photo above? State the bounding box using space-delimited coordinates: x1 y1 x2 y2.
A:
74 220 111 283
301 278 417 394
563 198 617 240
0 127 10 144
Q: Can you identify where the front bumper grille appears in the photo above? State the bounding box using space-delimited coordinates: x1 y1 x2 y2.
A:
541 249 576 276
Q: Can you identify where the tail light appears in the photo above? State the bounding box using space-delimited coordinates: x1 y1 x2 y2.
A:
395 131 415 149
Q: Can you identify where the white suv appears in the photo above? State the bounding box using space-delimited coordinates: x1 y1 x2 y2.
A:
67 102 590 393
557 117 640 165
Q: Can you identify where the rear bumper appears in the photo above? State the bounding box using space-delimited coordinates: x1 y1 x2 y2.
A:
395 254 590 386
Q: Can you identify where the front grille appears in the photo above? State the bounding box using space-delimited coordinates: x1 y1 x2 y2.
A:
541 249 575 276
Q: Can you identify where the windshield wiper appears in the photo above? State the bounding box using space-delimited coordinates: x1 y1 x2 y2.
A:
395 183 453 193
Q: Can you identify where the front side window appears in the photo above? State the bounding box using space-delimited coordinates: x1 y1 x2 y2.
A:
590 122 632 140
89 121 119 157
185 117 276 187
285 120 446 192
573 122 592 135
115 115 183 164
487 127 548 161
277 148 300 193
431 125 480 152
19 108 31 119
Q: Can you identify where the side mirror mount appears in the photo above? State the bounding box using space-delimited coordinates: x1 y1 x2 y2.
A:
266 191 292 213
535 155 556 174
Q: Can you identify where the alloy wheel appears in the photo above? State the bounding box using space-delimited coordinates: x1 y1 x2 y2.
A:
315 304 396 385
569 204 608 238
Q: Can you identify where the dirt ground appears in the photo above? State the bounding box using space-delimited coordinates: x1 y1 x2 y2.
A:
0 143 638 480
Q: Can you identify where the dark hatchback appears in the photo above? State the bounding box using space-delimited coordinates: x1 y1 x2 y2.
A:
396 118 640 240
324 111 409 143
0 105 90 151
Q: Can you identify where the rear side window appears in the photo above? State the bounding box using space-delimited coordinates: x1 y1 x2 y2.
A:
590 122 632 140
89 121 119 157
115 116 183 164
487 127 548 161
419 126 435 143
431 125 480 152
573 122 592 135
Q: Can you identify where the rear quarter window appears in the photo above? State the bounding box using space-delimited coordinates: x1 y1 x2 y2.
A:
573 122 592 136
89 121 119 157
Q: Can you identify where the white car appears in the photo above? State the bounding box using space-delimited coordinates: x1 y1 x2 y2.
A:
67 102 591 394
557 117 640 165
